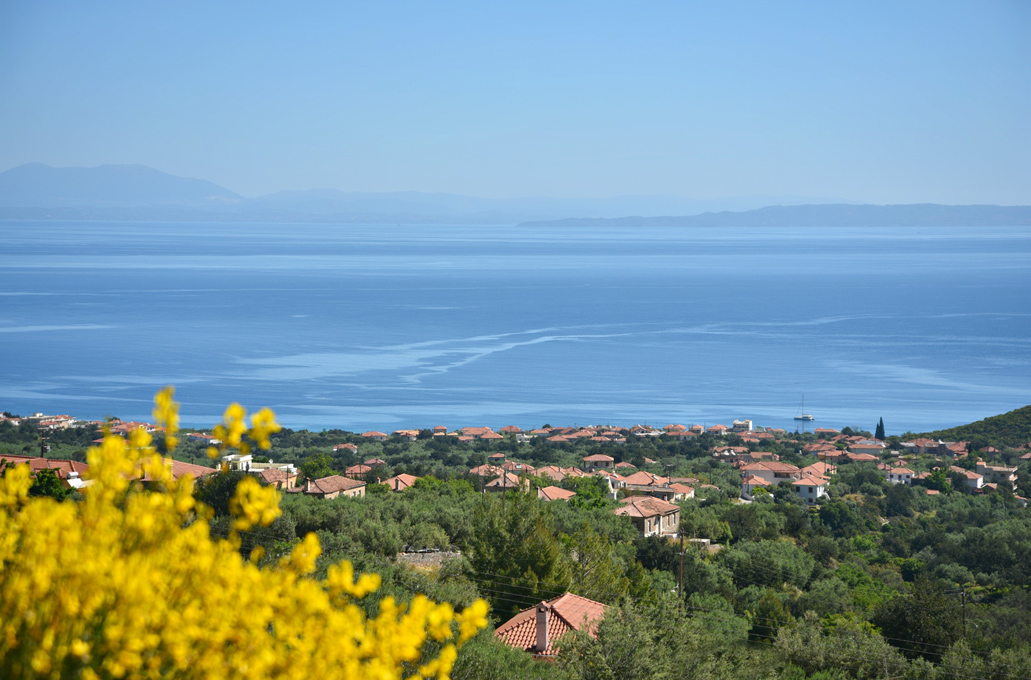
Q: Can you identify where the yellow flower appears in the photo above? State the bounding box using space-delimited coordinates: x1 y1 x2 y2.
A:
0 387 488 680
151 385 180 451
249 407 282 450
229 475 282 532
0 462 32 510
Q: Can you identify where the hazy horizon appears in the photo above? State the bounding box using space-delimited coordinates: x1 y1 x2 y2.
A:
2 2 1029 204
1 161 859 206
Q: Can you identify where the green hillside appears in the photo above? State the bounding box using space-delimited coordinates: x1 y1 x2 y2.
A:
915 404 1031 448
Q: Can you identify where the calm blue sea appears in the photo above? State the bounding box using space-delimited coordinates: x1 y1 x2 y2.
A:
1 220 1029 435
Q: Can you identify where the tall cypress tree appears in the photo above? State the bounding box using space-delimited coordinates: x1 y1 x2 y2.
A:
875 417 885 440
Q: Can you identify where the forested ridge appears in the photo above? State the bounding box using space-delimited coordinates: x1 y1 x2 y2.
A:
913 404 1031 449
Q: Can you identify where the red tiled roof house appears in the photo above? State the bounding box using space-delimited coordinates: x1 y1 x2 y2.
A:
495 593 607 659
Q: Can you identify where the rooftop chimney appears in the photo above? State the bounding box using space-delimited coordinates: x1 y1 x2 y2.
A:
305 479 312 493
535 604 550 653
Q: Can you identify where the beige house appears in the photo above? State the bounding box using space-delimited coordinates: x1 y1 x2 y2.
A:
738 461 801 486
258 467 297 490
849 441 887 456
976 460 1017 492
582 454 615 472
297 475 366 499
614 496 680 537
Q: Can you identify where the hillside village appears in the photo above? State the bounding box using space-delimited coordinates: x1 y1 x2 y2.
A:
4 407 1031 677
4 411 1026 515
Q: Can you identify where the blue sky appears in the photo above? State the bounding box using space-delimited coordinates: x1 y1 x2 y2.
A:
1 1 1028 203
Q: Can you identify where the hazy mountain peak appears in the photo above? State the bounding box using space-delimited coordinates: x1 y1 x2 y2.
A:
0 163 242 208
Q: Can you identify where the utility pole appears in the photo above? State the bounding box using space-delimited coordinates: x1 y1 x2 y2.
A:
946 587 968 639
961 587 967 638
678 532 685 602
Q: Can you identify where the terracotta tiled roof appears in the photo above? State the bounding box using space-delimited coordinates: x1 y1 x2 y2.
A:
363 458 387 466
361 431 388 438
793 474 829 486
950 466 983 481
0 455 91 480
614 495 679 518
384 473 419 491
538 486 577 502
802 462 837 477
468 464 503 477
536 465 567 482
742 474 770 486
485 471 525 489
150 458 217 482
739 461 800 473
621 471 667 486
502 461 536 473
259 468 292 485
499 425 523 434
494 593 607 656
345 464 372 476
582 454 614 463
308 475 365 494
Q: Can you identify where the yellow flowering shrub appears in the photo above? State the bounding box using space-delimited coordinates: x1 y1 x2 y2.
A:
0 387 489 680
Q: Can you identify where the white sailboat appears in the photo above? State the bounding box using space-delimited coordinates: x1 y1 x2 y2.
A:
794 394 814 421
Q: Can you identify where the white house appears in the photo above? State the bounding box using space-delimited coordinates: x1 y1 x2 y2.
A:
950 465 984 490
792 474 829 504
732 419 753 432
886 467 914 485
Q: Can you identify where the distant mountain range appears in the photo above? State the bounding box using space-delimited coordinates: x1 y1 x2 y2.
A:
1 162 1029 226
518 203 1031 228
